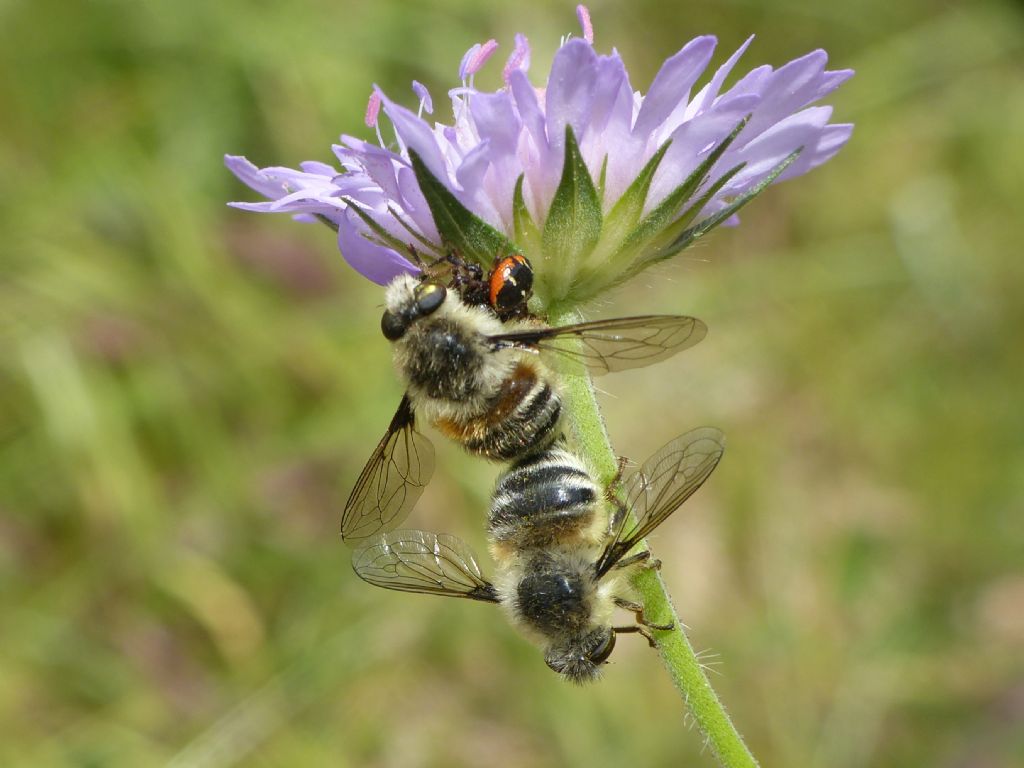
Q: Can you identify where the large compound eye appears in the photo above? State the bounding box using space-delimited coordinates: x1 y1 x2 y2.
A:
588 629 616 665
414 283 446 315
381 310 406 341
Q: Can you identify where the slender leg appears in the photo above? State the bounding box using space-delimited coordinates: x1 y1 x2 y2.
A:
613 625 659 648
408 245 426 268
602 456 627 523
612 455 629 486
615 597 674 631
605 461 627 530
605 456 629 500
608 497 627 535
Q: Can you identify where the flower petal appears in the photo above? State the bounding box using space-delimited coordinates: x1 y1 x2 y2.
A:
299 160 338 176
335 136 403 204
814 68 855 101
467 91 524 226
633 36 716 138
508 68 556 211
225 155 294 199
455 140 494 208
545 39 601 158
742 50 832 140
337 209 420 285
225 155 351 219
725 105 834 192
691 35 754 115
396 164 441 242
378 90 450 186
776 122 853 182
470 91 520 155
583 51 643 204
646 93 761 215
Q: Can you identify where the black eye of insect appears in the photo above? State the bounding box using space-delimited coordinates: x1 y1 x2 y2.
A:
489 254 533 314
380 310 406 341
588 630 616 665
415 283 447 316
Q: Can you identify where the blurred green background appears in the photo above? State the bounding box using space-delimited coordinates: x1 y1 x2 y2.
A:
2 0 1023 765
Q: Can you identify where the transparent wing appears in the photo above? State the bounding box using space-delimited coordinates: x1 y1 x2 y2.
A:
487 316 706 376
341 395 435 546
352 530 500 603
596 427 725 576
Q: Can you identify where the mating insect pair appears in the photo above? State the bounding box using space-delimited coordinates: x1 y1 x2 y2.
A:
341 264 722 681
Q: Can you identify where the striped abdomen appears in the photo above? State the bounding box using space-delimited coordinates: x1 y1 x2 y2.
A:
488 448 600 549
435 361 561 461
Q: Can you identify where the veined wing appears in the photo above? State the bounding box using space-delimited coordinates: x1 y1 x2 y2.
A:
596 427 725 576
487 316 706 376
352 530 499 603
341 395 434 546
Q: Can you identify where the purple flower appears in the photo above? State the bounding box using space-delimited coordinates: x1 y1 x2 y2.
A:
226 6 852 306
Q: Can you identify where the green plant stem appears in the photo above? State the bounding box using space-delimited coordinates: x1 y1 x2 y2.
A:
550 309 758 768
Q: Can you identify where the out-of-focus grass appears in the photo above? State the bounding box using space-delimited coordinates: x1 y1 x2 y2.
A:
2 1 1023 766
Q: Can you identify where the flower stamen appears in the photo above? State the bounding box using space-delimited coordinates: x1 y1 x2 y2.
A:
576 5 594 45
460 39 499 89
467 39 498 79
364 89 385 148
502 33 531 84
412 81 434 118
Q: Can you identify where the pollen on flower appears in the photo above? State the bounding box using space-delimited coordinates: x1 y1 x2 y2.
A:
576 5 594 45
364 89 381 129
503 33 531 84
460 39 499 82
364 89 386 148
227 7 854 303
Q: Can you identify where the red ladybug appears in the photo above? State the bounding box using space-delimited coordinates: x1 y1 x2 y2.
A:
489 254 534 316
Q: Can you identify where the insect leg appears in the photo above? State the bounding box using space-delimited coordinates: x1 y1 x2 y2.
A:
614 597 674 632
408 244 426 268
606 455 630 496
604 455 632 533
612 624 659 649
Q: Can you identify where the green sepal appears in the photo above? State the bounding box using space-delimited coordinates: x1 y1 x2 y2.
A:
611 164 744 286
409 150 514 267
344 202 417 256
615 116 749 259
667 147 804 254
314 213 340 232
653 163 745 250
512 174 542 257
603 140 671 237
542 125 603 267
388 204 443 255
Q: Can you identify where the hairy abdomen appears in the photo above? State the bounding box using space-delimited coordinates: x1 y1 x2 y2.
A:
435 362 562 461
488 448 600 548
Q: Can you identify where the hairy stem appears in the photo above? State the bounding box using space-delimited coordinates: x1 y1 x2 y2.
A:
550 309 758 768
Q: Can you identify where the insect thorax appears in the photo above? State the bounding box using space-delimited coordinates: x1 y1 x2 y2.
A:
513 552 595 638
399 317 493 401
